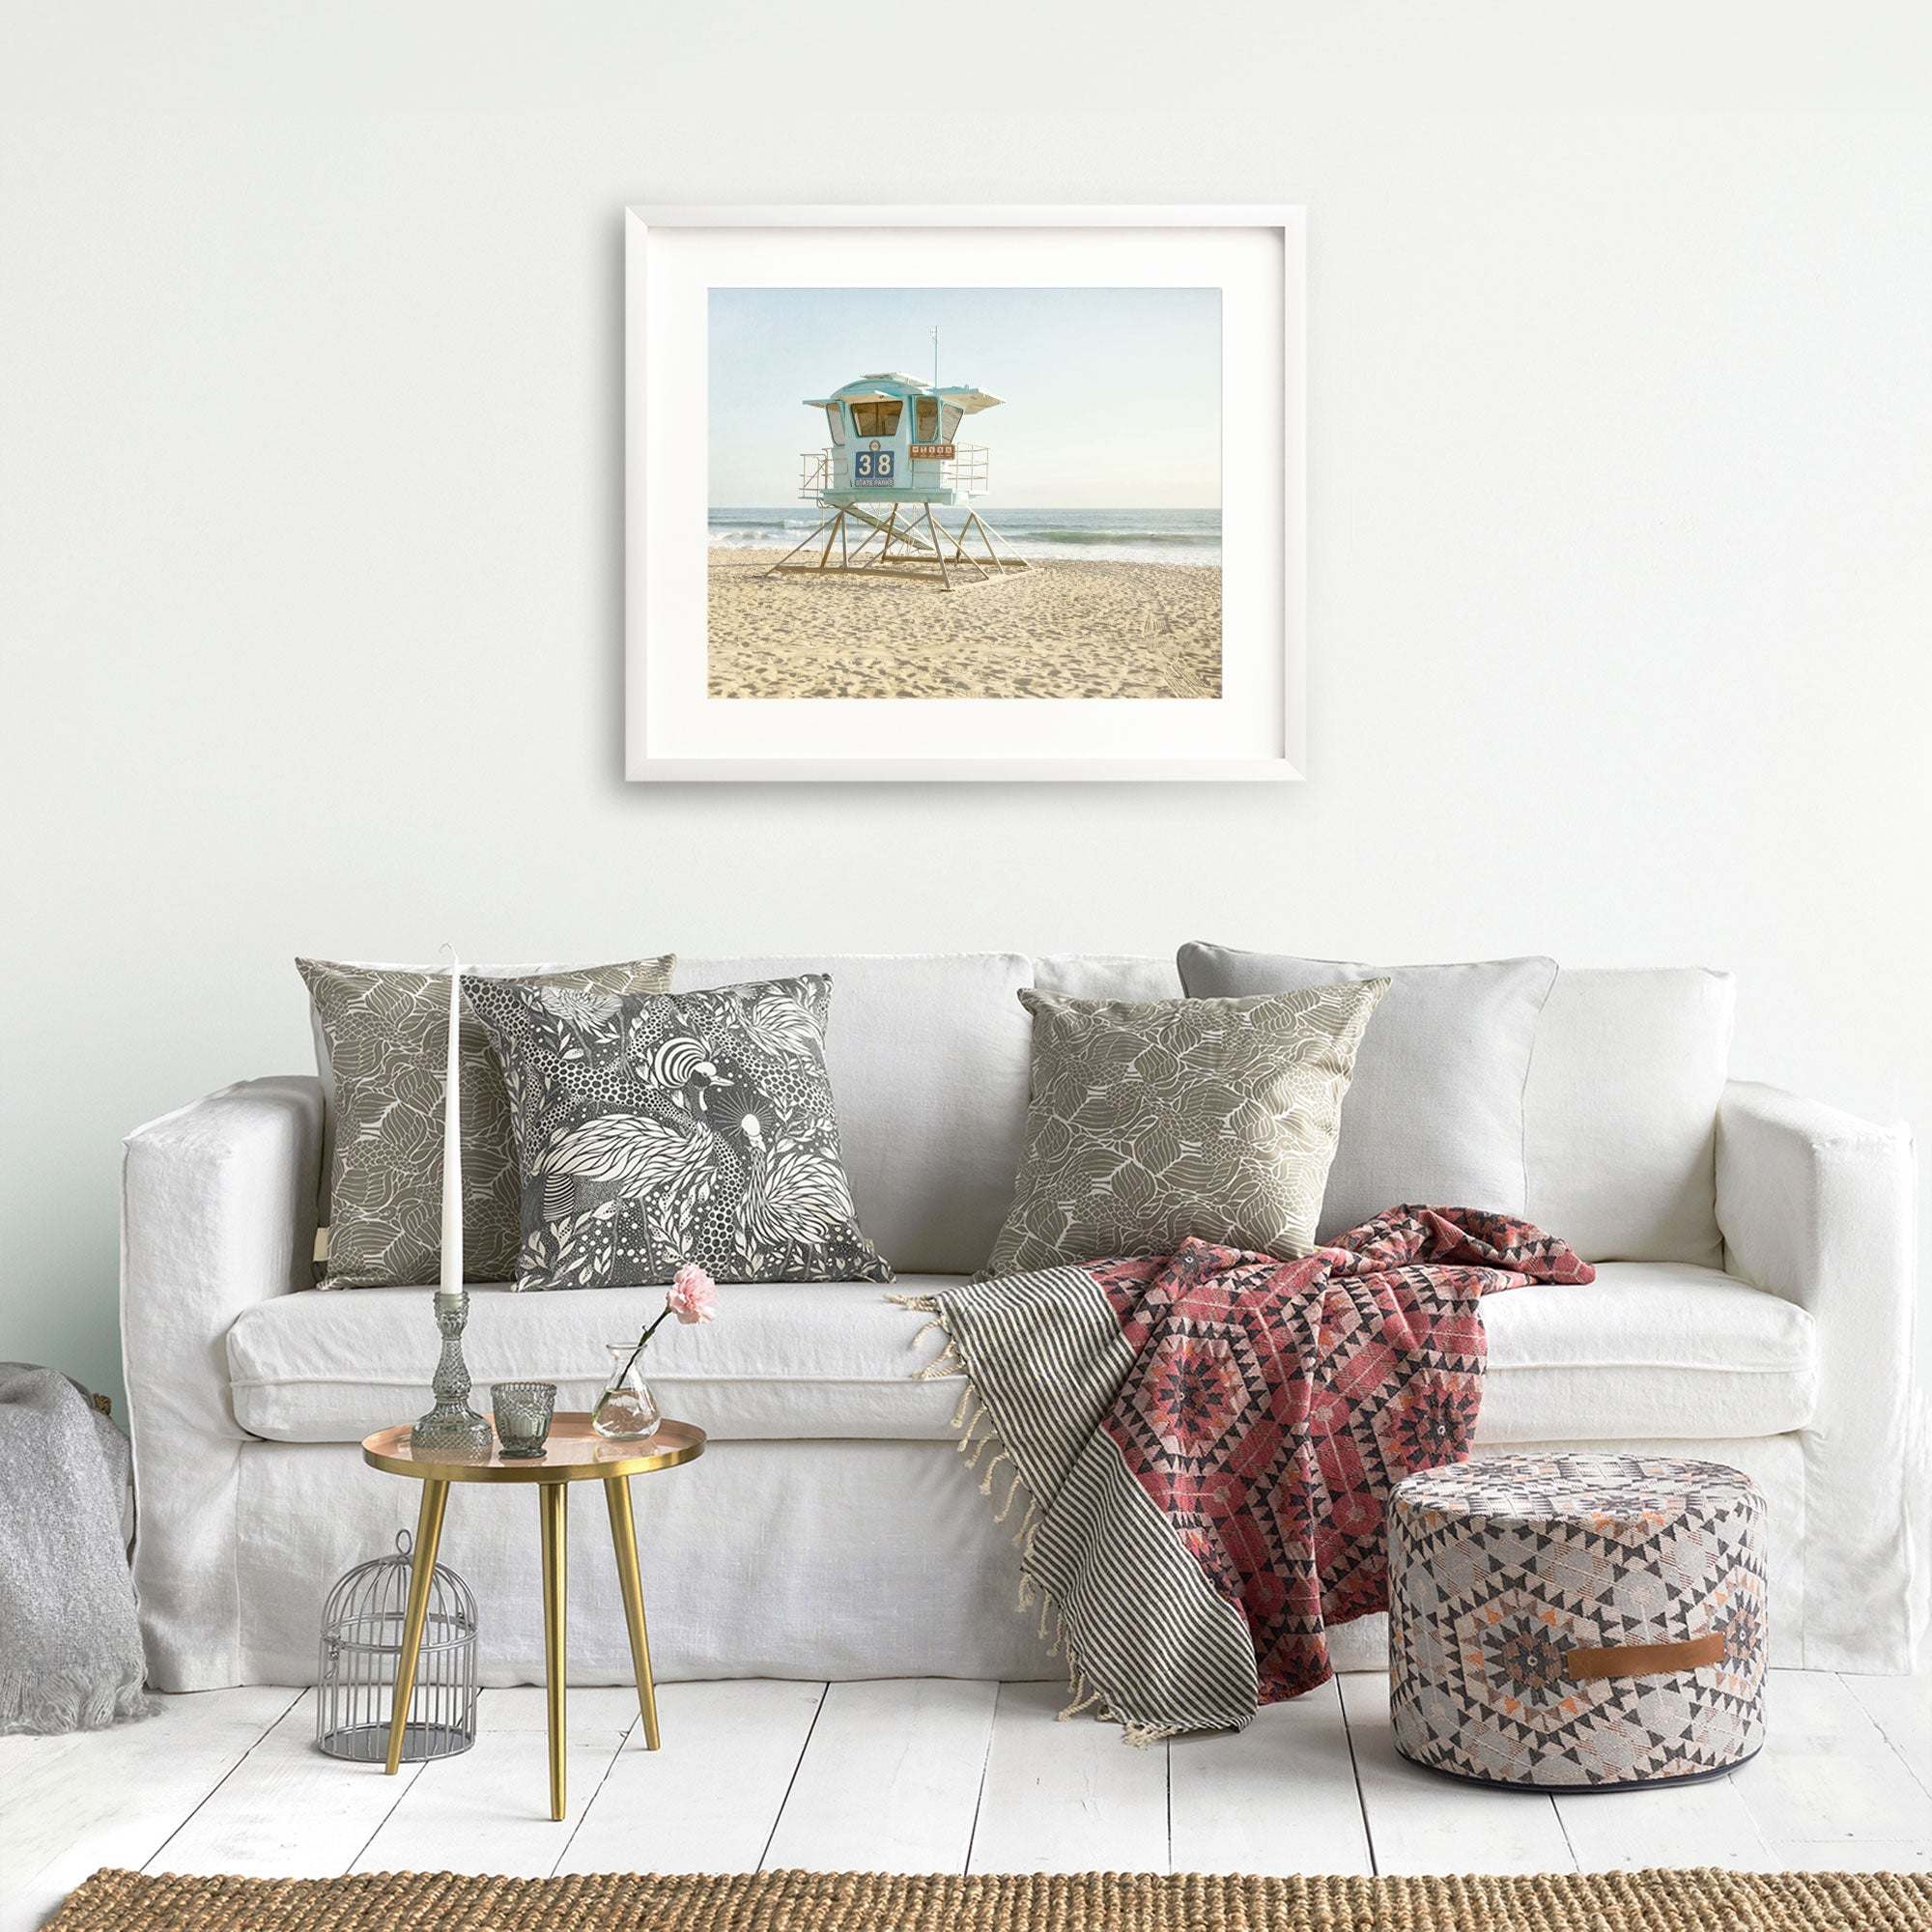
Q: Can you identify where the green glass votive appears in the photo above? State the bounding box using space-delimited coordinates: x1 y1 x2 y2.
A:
491 1381 556 1459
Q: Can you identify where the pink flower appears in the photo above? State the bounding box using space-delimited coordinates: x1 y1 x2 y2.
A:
666 1263 718 1326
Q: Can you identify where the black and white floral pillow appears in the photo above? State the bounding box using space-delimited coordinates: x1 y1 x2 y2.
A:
464 972 892 1290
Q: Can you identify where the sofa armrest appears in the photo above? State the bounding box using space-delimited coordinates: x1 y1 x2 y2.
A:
1716 1078 1919 1669
120 1075 324 1688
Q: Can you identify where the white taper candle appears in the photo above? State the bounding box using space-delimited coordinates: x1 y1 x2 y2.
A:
440 949 463 1299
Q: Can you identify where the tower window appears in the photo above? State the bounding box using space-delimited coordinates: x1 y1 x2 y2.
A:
914 396 939 440
848 399 903 438
825 405 846 446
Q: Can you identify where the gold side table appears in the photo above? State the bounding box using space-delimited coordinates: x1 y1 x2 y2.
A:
361 1413 705 1820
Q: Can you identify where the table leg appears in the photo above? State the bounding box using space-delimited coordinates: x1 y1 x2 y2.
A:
384 1479 449 1776
604 1475 662 1750
539 1481 568 1821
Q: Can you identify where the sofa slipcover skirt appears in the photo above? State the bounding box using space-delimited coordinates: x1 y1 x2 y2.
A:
1388 1452 1768 1789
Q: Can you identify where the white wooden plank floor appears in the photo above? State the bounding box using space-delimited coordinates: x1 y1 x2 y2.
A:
4 1670 1929 1932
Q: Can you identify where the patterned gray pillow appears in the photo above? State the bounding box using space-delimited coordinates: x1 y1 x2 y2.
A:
979 981 1387 1281
297 956 674 1288
464 972 892 1290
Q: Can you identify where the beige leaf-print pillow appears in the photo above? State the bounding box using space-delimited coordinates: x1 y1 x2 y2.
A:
978 981 1387 1281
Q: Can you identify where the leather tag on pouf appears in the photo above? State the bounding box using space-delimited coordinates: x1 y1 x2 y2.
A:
1564 1632 1727 1682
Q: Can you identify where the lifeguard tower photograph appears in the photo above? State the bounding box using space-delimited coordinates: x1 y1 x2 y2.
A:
707 285 1222 700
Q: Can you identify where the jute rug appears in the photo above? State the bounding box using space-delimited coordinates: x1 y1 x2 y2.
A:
47 1866 1932 1930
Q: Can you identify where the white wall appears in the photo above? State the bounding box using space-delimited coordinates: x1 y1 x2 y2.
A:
4 5 1928 1408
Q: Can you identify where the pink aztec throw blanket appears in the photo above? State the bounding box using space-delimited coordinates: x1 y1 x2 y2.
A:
896 1205 1593 1741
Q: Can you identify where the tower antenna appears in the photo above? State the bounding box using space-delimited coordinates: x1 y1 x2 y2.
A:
931 325 939 388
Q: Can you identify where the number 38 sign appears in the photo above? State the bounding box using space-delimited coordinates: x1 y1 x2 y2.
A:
853 446 895 485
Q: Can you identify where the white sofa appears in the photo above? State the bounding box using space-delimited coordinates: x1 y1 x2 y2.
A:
121 952 1922 1692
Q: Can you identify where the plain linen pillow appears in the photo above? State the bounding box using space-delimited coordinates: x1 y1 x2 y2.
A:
979 980 1386 1280
1177 946 1558 1242
1523 967 1733 1266
1031 953 1184 1003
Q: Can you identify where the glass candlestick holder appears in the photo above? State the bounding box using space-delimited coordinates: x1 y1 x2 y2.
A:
412 1290 494 1461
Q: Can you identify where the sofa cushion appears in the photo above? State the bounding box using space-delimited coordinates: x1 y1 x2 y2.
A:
466 971 890 1290
1032 953 1182 1002
304 958 556 1121
1524 968 1734 1266
229 1278 968 1444
298 955 675 1288
980 981 1387 1279
1476 1263 1813 1443
228 1261 1814 1449
1176 948 1558 1241
674 954 1033 1277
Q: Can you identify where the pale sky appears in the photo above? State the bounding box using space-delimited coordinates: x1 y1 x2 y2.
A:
708 286 1220 509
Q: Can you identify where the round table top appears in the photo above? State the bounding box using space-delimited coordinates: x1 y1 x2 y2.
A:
362 1413 705 1485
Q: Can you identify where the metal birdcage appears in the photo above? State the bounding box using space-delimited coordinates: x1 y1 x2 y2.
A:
316 1529 478 1762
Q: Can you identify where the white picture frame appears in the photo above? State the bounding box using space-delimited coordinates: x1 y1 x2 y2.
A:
625 205 1305 781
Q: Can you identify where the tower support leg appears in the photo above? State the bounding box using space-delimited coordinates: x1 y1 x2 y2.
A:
766 510 838 576
922 506 952 590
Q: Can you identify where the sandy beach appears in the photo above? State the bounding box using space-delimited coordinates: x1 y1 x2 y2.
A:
707 548 1222 700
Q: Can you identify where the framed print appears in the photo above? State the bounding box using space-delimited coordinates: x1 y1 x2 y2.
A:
625 206 1304 781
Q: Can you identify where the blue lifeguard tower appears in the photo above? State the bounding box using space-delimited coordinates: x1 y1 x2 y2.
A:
770 370 1029 589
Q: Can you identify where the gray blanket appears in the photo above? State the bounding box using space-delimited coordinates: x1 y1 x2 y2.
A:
0 1364 154 1733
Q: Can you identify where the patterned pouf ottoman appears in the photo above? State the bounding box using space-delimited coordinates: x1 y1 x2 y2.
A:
1388 1452 1766 1790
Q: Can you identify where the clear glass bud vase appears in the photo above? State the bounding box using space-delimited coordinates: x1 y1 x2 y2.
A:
592 1344 662 1439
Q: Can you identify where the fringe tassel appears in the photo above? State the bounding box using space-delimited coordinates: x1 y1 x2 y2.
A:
889 1293 964 1383
917 1341 962 1381
1019 1496 1039 1545
992 1463 1026 1523
977 1449 1011 1496
1060 1679 1102 1720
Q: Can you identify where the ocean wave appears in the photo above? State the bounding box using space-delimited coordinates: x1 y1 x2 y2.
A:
709 526 815 547
999 527 1216 547
706 512 1221 566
